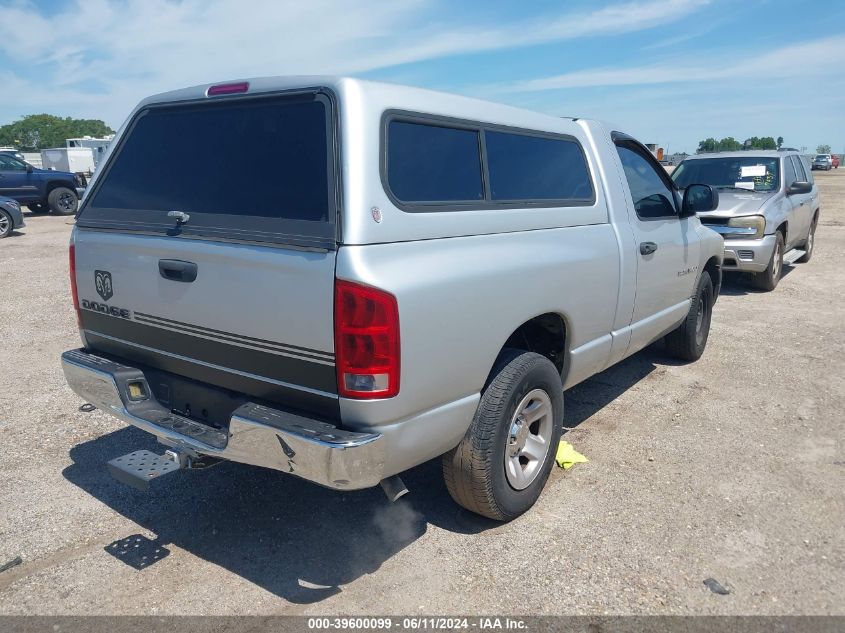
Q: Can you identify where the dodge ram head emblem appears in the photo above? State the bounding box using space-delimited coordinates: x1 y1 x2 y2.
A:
95 270 113 301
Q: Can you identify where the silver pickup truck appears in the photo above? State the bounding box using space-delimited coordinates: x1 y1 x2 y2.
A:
62 77 723 520
671 150 819 291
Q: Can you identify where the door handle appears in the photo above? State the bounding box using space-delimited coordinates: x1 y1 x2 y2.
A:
158 259 198 283
640 242 658 255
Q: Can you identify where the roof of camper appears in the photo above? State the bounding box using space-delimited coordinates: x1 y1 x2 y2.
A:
137 75 584 129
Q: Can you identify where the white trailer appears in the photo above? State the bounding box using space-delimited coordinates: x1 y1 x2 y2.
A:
40 147 95 174
66 136 113 167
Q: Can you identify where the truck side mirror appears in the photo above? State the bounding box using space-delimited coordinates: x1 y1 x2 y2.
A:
681 183 719 216
26 163 33 173
787 181 812 195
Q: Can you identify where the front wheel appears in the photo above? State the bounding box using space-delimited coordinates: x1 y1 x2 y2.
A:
442 350 564 521
0 210 12 238
665 272 714 362
750 232 784 291
47 187 78 215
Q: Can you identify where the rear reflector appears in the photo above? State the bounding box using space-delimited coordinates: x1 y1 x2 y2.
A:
69 242 81 327
334 280 400 399
207 81 249 96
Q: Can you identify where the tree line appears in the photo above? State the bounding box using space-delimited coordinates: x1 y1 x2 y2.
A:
697 136 836 156
0 114 114 151
697 136 783 153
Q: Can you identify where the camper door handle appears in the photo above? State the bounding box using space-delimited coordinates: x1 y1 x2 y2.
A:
158 259 198 283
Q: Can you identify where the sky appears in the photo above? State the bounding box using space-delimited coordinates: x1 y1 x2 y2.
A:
0 0 843 154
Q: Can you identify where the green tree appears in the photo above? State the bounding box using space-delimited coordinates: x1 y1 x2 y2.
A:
777 136 784 149
757 136 777 150
697 137 718 153
817 144 832 154
717 137 742 152
0 114 114 151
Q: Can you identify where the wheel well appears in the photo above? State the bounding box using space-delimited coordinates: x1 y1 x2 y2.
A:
500 313 567 375
45 180 75 196
776 221 787 240
703 256 721 296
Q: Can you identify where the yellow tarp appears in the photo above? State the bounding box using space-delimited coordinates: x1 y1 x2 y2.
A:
555 440 588 470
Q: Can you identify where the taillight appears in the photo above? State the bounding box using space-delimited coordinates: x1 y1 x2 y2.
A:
334 280 400 399
69 242 81 327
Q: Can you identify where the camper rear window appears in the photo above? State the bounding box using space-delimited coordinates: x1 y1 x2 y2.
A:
80 93 336 248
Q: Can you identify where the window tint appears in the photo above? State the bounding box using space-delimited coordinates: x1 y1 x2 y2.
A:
616 145 677 219
0 155 26 171
90 96 331 223
387 120 483 203
790 155 807 181
485 131 593 201
784 155 798 187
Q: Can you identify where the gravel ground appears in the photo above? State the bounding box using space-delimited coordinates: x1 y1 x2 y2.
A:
0 171 843 615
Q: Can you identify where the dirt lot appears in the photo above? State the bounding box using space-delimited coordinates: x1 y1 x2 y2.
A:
0 171 843 616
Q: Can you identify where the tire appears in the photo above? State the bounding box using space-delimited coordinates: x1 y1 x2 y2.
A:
442 350 564 521
27 201 49 213
47 187 78 215
750 231 784 291
797 216 817 263
664 272 714 362
0 210 12 238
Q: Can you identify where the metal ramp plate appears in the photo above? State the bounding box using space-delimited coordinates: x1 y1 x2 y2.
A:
107 450 181 492
783 248 806 265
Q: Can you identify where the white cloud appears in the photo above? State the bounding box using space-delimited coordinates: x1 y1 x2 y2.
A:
493 34 845 92
0 0 708 125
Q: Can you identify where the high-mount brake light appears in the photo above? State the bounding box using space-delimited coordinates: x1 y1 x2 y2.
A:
334 280 400 399
207 82 249 96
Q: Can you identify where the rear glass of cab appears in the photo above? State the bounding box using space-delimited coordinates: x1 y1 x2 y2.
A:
79 92 337 249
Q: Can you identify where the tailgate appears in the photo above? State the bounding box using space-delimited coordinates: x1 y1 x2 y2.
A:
72 88 340 417
74 231 337 417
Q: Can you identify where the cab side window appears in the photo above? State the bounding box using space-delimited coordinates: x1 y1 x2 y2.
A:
790 155 807 182
784 156 798 188
616 144 677 219
0 155 26 171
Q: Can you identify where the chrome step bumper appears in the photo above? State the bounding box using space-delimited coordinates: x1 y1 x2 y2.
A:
61 349 386 490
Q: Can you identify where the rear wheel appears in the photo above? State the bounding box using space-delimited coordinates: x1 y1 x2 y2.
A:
48 187 78 215
665 272 714 362
0 210 12 238
797 217 817 263
442 350 564 521
750 232 784 291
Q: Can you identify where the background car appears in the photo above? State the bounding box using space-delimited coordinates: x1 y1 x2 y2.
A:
812 154 833 170
0 195 25 238
0 153 84 215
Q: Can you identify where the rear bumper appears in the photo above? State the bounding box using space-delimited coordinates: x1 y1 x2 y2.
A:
61 349 386 490
720 234 777 273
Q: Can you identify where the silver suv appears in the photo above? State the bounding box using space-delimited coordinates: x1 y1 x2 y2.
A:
672 150 819 291
812 154 833 171
62 77 723 520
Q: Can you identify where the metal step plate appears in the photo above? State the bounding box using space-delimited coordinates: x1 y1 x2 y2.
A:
783 248 806 265
107 450 182 492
